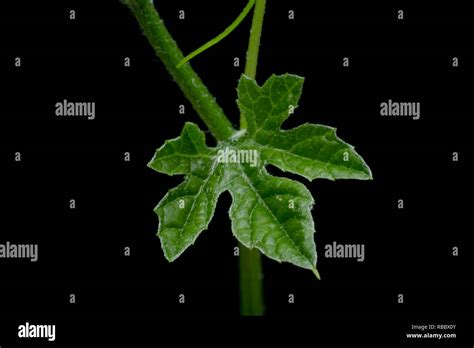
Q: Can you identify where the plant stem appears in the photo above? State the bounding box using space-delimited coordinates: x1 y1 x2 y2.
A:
122 0 235 141
240 0 267 129
239 0 267 316
244 0 266 80
239 243 264 315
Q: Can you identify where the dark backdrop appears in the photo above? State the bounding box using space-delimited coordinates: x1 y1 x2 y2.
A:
0 0 473 346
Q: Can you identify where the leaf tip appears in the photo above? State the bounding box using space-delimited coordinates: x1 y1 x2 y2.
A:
146 156 156 170
358 162 374 181
366 166 374 180
312 265 321 280
160 243 178 263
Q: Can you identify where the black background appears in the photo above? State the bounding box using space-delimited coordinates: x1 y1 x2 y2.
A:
0 0 473 346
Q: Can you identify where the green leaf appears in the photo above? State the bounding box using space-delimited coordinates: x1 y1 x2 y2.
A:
148 74 372 274
224 165 317 271
238 74 372 181
148 123 224 261
257 124 372 181
148 122 213 176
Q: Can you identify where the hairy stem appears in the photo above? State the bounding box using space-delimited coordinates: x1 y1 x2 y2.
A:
239 0 267 316
122 0 235 141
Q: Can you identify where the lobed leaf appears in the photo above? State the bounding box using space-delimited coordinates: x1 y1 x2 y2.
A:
224 165 317 271
148 123 224 261
238 74 372 181
148 122 213 176
148 74 372 275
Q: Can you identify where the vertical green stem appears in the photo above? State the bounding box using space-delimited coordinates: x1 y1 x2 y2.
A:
122 0 235 141
239 0 267 316
244 0 267 80
240 0 266 129
239 243 264 315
